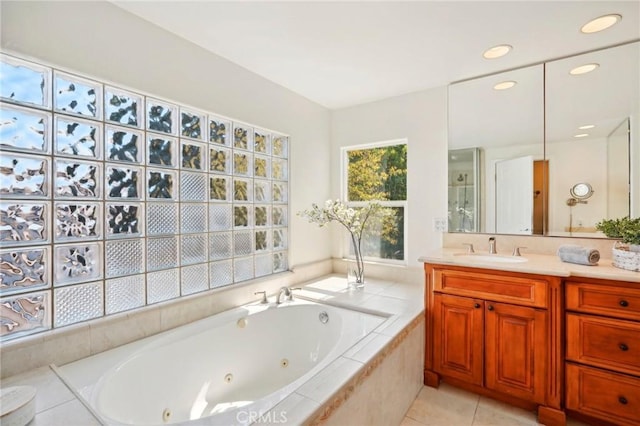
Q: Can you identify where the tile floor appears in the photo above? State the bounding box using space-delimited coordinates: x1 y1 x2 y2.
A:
401 383 589 426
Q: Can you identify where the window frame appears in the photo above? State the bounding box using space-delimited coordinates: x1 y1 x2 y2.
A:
340 139 408 266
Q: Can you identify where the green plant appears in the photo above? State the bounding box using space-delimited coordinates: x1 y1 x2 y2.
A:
596 216 640 245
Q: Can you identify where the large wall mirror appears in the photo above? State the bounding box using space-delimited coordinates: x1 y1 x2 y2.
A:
448 64 544 234
545 42 639 236
448 40 639 238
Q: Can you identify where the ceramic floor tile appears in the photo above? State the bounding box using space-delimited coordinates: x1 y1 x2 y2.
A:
1 366 75 413
404 386 592 426
472 396 539 426
405 384 479 426
401 416 429 426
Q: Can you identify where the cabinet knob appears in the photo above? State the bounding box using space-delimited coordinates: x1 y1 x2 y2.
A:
619 343 629 351
487 305 494 311
619 396 628 405
474 303 481 309
620 300 629 307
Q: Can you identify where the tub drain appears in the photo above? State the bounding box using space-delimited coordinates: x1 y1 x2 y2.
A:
280 358 289 368
162 408 171 423
224 373 233 383
319 311 329 324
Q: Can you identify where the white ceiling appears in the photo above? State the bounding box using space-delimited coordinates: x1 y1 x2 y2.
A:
113 1 640 110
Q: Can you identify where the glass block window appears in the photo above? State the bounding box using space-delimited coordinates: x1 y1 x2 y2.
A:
0 52 289 341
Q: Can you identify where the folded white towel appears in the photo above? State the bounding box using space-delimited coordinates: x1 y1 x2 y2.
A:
557 245 600 266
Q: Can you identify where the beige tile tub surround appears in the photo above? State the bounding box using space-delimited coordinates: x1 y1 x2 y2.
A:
1 273 425 425
0 259 333 379
308 315 424 426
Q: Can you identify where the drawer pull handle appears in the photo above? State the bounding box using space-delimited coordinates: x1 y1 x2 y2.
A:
474 303 481 309
487 305 494 311
620 300 629 307
619 343 629 351
619 396 628 405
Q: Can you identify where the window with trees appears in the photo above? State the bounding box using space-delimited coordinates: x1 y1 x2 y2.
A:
343 141 407 262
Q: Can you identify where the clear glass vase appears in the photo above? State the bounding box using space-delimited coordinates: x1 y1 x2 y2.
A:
347 238 365 290
347 265 365 290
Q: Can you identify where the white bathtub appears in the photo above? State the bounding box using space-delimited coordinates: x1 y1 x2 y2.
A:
56 298 386 426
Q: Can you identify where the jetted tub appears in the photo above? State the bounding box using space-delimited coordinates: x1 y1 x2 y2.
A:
56 298 386 426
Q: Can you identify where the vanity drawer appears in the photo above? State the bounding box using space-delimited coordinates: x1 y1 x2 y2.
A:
567 313 640 376
566 363 640 426
432 268 547 308
566 281 640 321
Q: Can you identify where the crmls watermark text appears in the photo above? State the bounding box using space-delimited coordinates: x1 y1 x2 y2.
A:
236 410 288 424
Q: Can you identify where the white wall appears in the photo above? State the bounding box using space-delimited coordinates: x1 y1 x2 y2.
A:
330 88 448 269
632 112 640 218
547 138 607 233
0 0 332 268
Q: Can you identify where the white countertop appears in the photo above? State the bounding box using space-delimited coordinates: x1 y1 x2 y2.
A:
419 248 640 283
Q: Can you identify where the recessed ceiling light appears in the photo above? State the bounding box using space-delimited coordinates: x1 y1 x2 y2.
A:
578 124 596 130
581 14 622 34
493 81 516 90
570 63 599 75
574 133 589 138
483 44 512 59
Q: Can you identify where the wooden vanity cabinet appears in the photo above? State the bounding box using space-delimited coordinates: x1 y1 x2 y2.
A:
565 277 640 426
424 263 565 426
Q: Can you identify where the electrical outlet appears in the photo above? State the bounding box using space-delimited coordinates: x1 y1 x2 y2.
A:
433 217 447 232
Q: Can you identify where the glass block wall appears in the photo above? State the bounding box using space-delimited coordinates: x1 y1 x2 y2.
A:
0 53 289 341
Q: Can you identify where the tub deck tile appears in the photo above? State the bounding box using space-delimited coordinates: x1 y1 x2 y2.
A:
255 392 320 425
296 356 363 405
0 366 75 415
29 398 101 426
343 332 393 364
360 293 422 315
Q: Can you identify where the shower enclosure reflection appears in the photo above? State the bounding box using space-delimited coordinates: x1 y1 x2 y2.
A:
448 148 480 232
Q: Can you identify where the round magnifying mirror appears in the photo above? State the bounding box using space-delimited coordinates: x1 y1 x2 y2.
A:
570 183 594 199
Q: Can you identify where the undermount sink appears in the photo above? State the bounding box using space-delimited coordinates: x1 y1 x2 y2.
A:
453 253 528 263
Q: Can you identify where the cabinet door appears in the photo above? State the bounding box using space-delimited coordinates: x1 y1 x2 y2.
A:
485 301 547 404
433 294 484 385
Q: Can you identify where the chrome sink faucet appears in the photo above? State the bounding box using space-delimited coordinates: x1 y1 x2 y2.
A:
489 237 497 254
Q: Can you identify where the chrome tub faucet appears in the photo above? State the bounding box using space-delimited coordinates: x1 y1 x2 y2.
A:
276 286 302 304
489 237 497 254
276 287 291 304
